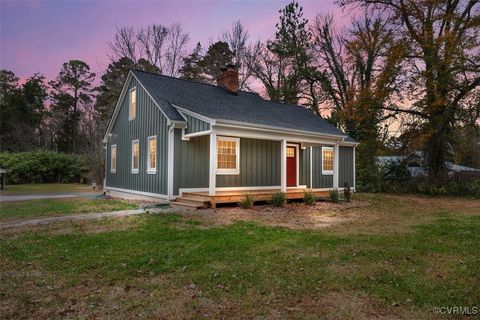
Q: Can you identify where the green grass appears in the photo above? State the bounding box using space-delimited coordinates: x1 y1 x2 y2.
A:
1 183 93 195
1 194 479 318
0 198 138 222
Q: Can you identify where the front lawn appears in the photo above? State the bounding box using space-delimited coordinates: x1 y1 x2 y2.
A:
1 183 94 195
0 194 479 319
0 198 139 222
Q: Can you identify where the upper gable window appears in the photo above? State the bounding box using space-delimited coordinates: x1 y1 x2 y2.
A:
129 87 136 120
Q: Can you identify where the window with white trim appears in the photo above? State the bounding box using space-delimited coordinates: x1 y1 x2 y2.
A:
129 87 136 120
216 136 240 175
147 136 157 173
111 144 117 173
322 147 334 175
131 140 139 173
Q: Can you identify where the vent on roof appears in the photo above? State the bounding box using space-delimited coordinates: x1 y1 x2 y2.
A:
217 63 238 95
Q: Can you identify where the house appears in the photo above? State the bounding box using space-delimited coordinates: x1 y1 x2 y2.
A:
377 151 480 177
103 65 358 208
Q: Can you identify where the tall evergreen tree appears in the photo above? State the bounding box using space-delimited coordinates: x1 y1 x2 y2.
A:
179 42 205 82
49 60 95 153
199 41 234 83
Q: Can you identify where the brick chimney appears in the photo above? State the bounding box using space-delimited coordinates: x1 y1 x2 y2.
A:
217 63 238 95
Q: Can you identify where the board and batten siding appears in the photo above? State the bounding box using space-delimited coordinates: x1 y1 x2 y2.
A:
339 146 354 187
216 138 281 188
106 77 169 195
173 129 209 195
185 114 210 134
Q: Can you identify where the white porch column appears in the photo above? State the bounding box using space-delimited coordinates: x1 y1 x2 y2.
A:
309 146 313 190
281 139 287 192
167 126 175 199
353 145 356 191
333 143 340 189
209 132 217 196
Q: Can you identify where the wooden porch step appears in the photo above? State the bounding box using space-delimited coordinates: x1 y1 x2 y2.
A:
170 195 210 210
181 193 211 201
170 201 205 210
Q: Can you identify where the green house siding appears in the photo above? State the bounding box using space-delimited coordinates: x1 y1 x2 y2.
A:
299 147 311 187
185 114 210 134
216 138 281 188
106 77 169 195
339 146 354 187
173 129 209 195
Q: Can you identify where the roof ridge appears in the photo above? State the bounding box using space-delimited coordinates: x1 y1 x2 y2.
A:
131 69 259 96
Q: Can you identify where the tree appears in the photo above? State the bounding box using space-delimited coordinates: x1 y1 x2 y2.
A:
0 70 47 151
179 42 205 81
340 0 480 175
95 57 159 122
199 41 234 83
109 23 189 77
49 60 95 153
222 20 257 90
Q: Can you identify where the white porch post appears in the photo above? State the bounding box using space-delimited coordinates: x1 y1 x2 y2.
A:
209 132 217 196
333 143 340 189
353 145 356 191
281 139 287 192
309 146 313 190
167 126 175 199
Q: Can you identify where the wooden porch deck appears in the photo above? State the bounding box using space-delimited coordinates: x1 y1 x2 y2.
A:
172 188 330 209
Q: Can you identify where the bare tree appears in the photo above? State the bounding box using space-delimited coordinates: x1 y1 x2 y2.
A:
137 24 168 73
108 26 138 62
165 23 190 77
222 20 256 90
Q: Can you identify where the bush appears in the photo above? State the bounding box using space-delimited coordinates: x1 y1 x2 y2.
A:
303 190 317 205
329 189 340 203
0 150 89 184
269 192 286 207
238 194 255 209
343 183 351 202
467 180 480 198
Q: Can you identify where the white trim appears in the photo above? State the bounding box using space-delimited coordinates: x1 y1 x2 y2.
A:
286 143 300 187
131 139 139 174
167 126 174 199
173 105 216 124
214 124 343 145
209 132 217 195
281 139 287 192
182 129 212 140
309 146 313 189
321 146 334 175
216 136 240 175
128 87 137 121
333 144 339 189
110 144 117 173
105 186 168 200
215 119 349 141
146 135 157 174
353 145 356 190
178 185 320 196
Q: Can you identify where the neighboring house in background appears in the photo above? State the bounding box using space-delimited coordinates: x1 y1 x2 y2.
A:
103 65 357 208
377 151 480 177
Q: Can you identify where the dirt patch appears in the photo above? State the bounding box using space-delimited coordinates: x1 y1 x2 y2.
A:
181 200 369 230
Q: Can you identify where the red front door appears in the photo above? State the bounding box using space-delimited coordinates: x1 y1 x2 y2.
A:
286 146 297 187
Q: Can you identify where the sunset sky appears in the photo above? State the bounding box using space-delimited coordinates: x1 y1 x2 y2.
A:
0 0 354 83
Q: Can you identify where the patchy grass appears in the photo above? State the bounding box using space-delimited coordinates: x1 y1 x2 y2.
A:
1 183 93 195
0 194 479 319
0 198 139 222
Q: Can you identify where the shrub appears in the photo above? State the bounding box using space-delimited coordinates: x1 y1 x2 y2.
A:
269 192 286 207
329 189 340 203
238 194 255 209
0 150 88 184
303 190 317 205
467 180 480 198
343 183 351 202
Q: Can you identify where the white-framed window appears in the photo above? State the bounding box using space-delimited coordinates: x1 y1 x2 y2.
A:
129 87 136 120
131 139 139 174
216 136 240 175
147 135 157 174
322 146 334 175
111 144 117 173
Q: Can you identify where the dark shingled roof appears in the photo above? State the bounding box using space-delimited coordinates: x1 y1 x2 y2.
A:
132 69 354 140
